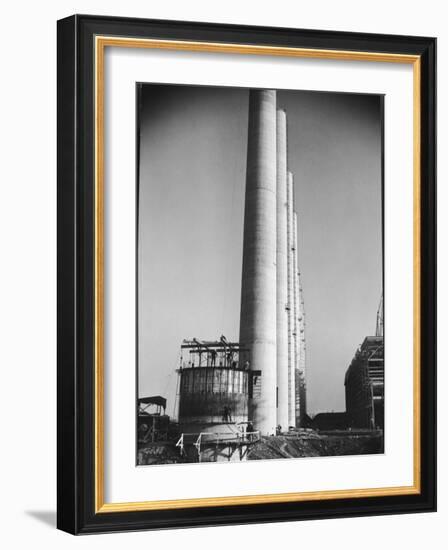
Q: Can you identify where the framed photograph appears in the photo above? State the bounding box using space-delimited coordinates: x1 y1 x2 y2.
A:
57 15 436 534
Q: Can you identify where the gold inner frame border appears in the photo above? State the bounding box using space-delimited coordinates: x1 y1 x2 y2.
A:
94 35 421 513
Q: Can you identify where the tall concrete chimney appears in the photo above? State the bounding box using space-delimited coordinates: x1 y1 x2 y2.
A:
298 279 307 423
287 171 296 427
240 89 277 435
276 109 289 431
293 211 300 424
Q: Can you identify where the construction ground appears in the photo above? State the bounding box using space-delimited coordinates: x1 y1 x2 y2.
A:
137 431 383 465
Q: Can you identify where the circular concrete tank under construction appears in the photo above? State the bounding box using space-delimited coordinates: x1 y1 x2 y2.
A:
178 366 249 427
178 339 249 432
176 339 255 462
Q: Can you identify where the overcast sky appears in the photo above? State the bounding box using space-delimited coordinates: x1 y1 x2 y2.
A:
137 84 382 417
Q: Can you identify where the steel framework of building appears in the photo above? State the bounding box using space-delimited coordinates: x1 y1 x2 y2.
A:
344 336 384 429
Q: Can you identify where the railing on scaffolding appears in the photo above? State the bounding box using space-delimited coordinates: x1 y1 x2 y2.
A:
175 431 260 460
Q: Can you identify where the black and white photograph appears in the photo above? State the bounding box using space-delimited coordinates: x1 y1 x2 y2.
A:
51 8 437 538
136 84 384 466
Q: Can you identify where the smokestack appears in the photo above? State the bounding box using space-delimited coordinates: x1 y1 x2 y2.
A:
287 171 296 427
293 212 300 425
276 109 289 431
240 89 277 435
298 279 307 423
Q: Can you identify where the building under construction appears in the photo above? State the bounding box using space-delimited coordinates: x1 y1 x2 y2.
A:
344 297 384 429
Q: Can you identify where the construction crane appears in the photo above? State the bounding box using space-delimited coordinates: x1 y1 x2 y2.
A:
375 294 383 337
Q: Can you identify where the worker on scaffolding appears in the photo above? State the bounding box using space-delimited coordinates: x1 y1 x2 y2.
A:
247 421 254 441
210 349 217 367
222 405 232 423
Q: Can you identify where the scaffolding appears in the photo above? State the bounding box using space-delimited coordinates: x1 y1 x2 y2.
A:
180 337 249 370
137 396 170 444
345 336 384 429
175 429 260 462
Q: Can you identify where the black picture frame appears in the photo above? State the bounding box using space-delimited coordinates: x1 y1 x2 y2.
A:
57 14 436 534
